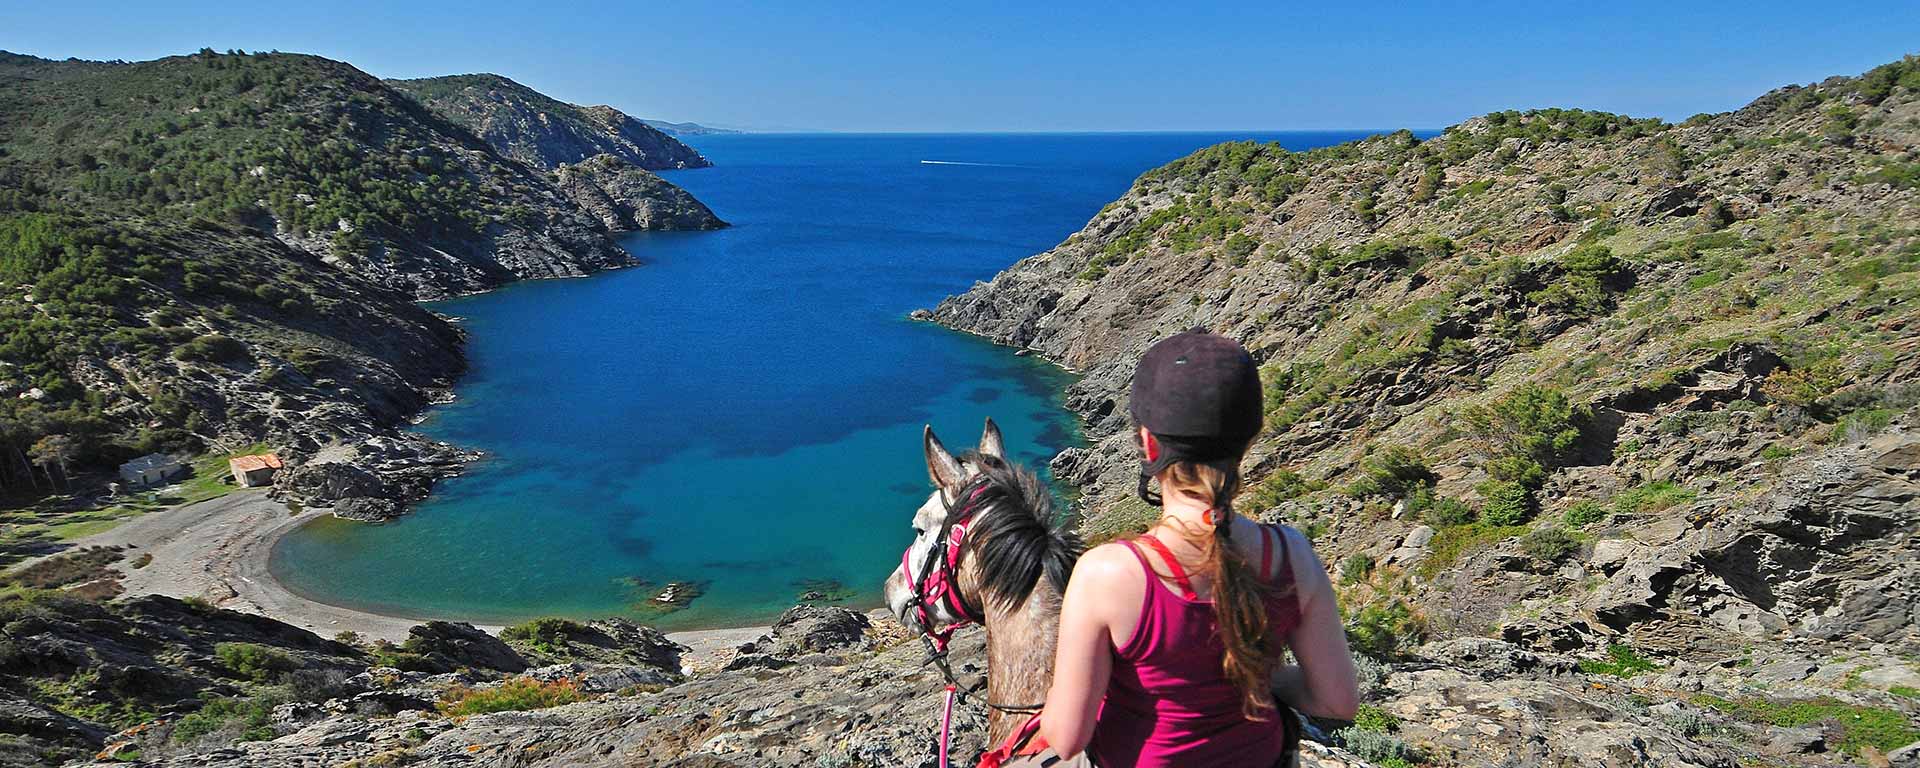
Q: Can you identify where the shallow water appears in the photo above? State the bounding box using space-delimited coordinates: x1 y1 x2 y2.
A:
272 131 1384 629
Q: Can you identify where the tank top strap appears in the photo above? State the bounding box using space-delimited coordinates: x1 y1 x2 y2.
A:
1134 534 1198 600
1265 522 1295 589
1258 524 1274 579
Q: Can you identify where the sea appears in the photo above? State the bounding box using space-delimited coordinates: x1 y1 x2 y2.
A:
271 131 1388 630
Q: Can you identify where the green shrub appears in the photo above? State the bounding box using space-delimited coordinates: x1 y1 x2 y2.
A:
1580 644 1659 678
214 642 294 683
172 334 249 364
1351 703 1400 732
1418 522 1528 577
1345 598 1425 661
1243 469 1320 512
171 696 276 744
1520 526 1579 562
1761 358 1847 407
1829 408 1894 444
1353 446 1435 498
1418 491 1477 527
1612 480 1696 516
1478 480 1535 526
439 677 586 717
1459 384 1585 489
1339 554 1375 585
500 618 587 655
1562 500 1608 528
1338 726 1416 767
1530 244 1626 315
1485 454 1547 489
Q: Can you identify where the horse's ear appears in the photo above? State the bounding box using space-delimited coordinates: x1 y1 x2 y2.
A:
979 417 1006 460
925 425 965 492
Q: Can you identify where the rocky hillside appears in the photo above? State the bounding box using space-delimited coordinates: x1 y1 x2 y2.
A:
387 74 712 171
0 49 722 523
387 75 725 233
925 56 1920 765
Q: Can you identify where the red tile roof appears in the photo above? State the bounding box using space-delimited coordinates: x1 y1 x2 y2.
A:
229 453 283 472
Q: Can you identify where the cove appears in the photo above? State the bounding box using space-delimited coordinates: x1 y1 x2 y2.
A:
272 132 1381 629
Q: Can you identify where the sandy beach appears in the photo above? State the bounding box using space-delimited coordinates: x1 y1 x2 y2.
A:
62 490 770 658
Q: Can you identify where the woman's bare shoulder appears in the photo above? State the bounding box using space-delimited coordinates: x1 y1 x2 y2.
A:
1069 540 1142 585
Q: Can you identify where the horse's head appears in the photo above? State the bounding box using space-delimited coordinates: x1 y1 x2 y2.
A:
884 417 1080 635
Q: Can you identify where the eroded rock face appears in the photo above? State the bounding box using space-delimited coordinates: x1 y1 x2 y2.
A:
554 155 728 232
1554 430 1920 654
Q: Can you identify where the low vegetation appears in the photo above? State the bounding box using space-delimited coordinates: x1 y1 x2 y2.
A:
1691 694 1920 756
439 677 587 718
1578 644 1660 678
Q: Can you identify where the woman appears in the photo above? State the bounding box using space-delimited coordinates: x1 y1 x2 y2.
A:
1040 330 1359 767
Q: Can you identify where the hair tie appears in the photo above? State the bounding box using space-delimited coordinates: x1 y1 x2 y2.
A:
1202 508 1216 526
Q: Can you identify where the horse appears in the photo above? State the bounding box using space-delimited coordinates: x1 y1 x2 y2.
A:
883 418 1084 756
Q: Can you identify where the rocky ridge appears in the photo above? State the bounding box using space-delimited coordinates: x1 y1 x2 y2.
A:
386 74 712 172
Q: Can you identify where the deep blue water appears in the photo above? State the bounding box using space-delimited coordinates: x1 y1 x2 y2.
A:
272 131 1386 629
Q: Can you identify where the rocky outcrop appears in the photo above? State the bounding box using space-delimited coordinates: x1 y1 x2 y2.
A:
399 622 529 674
0 594 368 765
555 155 727 232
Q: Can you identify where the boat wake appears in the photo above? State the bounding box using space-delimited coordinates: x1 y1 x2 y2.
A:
920 160 1023 168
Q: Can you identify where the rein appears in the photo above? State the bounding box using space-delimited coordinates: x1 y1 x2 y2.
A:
901 475 1048 766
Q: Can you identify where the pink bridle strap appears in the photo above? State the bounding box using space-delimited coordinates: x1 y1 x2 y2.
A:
902 481 993 643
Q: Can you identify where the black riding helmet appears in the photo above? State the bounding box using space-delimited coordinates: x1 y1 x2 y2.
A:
1129 328 1264 504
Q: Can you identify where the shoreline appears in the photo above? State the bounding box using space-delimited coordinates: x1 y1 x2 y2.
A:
62 491 772 657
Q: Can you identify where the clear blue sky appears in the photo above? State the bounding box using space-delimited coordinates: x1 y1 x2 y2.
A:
4 1 1916 132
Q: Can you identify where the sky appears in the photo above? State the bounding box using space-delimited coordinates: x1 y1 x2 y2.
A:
3 1 1917 133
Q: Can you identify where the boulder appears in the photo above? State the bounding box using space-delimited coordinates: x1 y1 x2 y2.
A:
330 497 401 522
1764 725 1825 754
765 605 872 655
401 622 527 673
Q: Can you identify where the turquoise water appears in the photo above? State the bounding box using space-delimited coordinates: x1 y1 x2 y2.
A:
272 132 1382 629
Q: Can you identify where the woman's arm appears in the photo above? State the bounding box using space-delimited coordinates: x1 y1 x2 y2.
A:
1041 545 1129 756
1273 527 1360 721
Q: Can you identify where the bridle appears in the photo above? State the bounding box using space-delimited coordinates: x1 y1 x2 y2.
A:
901 476 991 656
898 474 1047 767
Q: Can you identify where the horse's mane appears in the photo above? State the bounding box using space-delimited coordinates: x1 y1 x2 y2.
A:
960 452 1084 611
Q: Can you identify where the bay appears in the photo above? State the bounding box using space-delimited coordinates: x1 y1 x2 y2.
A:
271 131 1384 629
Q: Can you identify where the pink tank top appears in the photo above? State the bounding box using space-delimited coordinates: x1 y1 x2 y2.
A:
1088 524 1303 768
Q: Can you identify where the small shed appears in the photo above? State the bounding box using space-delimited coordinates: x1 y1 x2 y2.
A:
229 453 284 488
120 453 188 489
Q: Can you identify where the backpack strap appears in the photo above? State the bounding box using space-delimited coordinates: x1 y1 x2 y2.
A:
1135 534 1198 601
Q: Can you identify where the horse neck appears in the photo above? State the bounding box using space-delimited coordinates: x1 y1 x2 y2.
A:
981 579 1061 748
